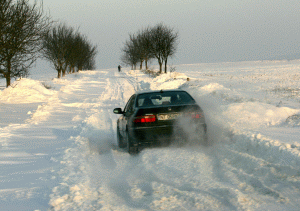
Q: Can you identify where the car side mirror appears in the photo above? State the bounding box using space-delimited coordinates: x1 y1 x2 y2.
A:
113 108 124 114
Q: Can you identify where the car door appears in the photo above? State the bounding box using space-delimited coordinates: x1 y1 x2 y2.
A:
120 94 136 135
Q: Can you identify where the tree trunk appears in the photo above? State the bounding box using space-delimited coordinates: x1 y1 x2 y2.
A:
6 74 11 87
6 60 11 87
140 61 143 70
159 61 163 74
62 69 66 77
57 70 61 78
145 58 148 70
164 58 168 73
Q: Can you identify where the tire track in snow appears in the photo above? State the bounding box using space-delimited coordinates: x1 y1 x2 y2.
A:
77 70 135 157
82 70 151 210
49 70 139 210
213 133 300 205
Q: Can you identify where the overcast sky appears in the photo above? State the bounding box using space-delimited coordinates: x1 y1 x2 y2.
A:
35 0 300 69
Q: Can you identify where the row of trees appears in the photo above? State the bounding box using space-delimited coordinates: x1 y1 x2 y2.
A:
0 0 97 87
121 23 178 73
42 24 97 78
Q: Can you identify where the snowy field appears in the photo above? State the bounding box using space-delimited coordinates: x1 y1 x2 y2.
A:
0 60 300 210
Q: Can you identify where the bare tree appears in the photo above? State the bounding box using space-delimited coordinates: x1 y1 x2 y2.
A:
75 34 97 71
0 0 11 60
42 24 97 78
121 38 139 70
149 23 178 73
132 34 144 70
121 29 154 70
0 0 51 87
42 24 74 78
134 28 154 70
121 23 178 73
161 27 178 73
43 25 69 77
139 28 154 70
65 32 79 74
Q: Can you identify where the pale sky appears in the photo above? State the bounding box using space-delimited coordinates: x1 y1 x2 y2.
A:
35 0 300 69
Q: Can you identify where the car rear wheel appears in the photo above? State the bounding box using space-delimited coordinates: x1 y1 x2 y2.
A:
126 131 138 155
117 127 126 148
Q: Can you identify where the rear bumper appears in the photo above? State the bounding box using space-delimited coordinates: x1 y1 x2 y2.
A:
129 123 207 146
130 125 173 145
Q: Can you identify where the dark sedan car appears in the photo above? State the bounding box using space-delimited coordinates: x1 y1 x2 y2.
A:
113 89 207 154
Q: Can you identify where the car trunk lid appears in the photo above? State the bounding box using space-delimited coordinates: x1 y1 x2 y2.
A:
133 104 204 127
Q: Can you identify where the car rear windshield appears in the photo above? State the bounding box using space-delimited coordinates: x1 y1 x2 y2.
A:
136 91 195 107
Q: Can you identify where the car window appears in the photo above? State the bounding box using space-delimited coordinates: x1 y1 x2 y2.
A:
137 91 194 107
124 95 136 113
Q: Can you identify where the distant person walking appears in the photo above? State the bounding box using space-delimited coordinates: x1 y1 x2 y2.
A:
118 65 121 72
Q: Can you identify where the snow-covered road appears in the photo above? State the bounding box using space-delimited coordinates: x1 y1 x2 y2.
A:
1 60 300 210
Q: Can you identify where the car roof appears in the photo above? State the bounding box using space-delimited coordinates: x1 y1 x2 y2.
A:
136 89 187 95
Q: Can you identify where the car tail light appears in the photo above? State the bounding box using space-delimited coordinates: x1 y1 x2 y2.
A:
134 115 156 123
187 112 203 119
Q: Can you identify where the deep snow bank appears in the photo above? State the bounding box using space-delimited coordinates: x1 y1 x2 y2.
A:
0 78 56 103
224 102 299 128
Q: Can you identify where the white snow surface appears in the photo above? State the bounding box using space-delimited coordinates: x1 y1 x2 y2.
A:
0 60 300 210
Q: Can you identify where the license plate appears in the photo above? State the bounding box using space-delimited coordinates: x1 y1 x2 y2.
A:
158 113 181 120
